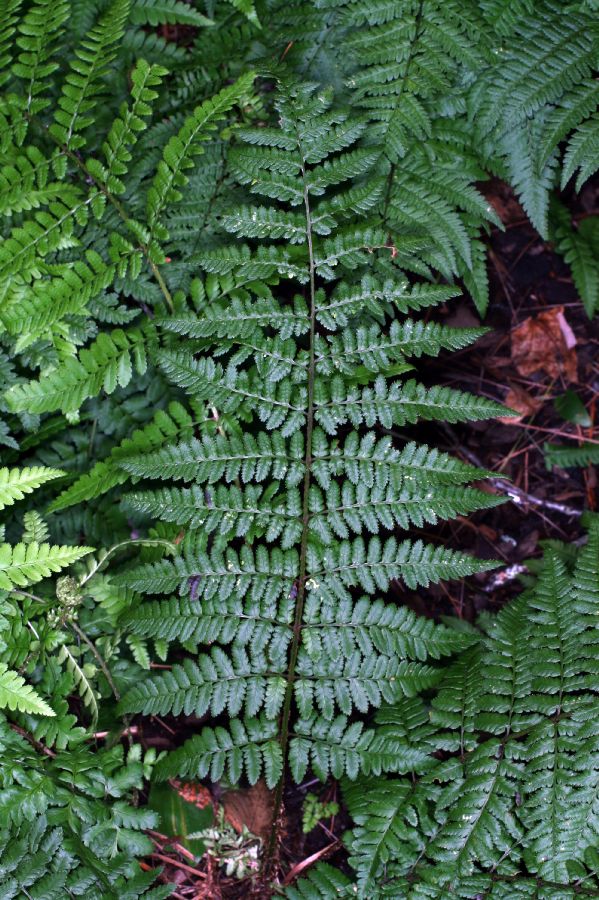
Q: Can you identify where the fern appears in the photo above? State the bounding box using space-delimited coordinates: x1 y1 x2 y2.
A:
129 0 213 28
47 400 193 512
116 76 504 823
49 0 131 150
471 0 599 237
0 662 55 716
1 1 596 894
290 525 599 897
544 441 599 469
550 199 599 318
0 465 63 511
6 326 150 414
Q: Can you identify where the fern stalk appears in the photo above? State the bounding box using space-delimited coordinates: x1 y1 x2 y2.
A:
263 122 319 881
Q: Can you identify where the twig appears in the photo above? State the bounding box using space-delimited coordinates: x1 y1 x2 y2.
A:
93 726 139 739
9 723 56 757
150 852 207 879
481 563 528 593
460 447 582 518
281 841 340 887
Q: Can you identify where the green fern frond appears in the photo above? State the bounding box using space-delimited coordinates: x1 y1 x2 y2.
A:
90 58 168 203
11 0 69 120
0 196 85 285
48 401 193 512
0 541 93 589
0 663 55 716
544 441 599 469
22 510 49 544
1 252 118 343
285 862 352 899
5 326 149 414
0 465 63 511
129 0 213 27
56 644 98 723
562 112 599 191
146 71 255 240
550 200 599 317
0 0 23 88
317 525 599 896
480 0 534 34
154 715 283 786
49 0 131 150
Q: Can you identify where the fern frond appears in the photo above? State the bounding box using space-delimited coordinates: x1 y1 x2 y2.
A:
544 441 599 469
5 327 149 414
284 863 352 900
324 525 599 896
47 402 193 512
154 715 283 787
562 112 599 191
117 74 503 796
56 644 98 723
49 0 131 150
129 0 212 27
11 0 69 119
0 466 63 511
91 58 168 201
475 7 595 135
500 119 559 237
0 542 93 589
0 0 23 88
0 196 85 284
22 510 49 544
550 200 599 317
120 430 304 487
1 253 118 343
0 663 55 716
146 71 255 239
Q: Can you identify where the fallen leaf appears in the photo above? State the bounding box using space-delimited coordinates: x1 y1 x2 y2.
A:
221 779 275 842
510 306 578 383
500 384 544 422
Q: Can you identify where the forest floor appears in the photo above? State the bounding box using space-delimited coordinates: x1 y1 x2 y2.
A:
139 175 599 898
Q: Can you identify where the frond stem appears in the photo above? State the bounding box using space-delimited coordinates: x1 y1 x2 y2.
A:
263 128 318 883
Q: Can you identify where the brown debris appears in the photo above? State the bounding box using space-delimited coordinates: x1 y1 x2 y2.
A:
510 306 578 383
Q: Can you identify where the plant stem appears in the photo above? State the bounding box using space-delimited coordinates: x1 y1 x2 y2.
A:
262 128 318 884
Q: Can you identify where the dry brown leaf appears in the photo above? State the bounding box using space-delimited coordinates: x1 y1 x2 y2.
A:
500 384 544 423
510 307 577 382
221 779 275 842
510 306 578 383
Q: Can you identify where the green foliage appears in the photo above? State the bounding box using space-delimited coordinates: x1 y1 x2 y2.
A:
1 0 597 894
289 525 599 897
0 722 170 899
0 662 55 715
544 441 599 470
302 792 339 833
550 198 599 318
115 74 502 794
0 465 62 510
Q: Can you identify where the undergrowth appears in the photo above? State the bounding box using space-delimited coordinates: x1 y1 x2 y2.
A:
0 1 597 897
